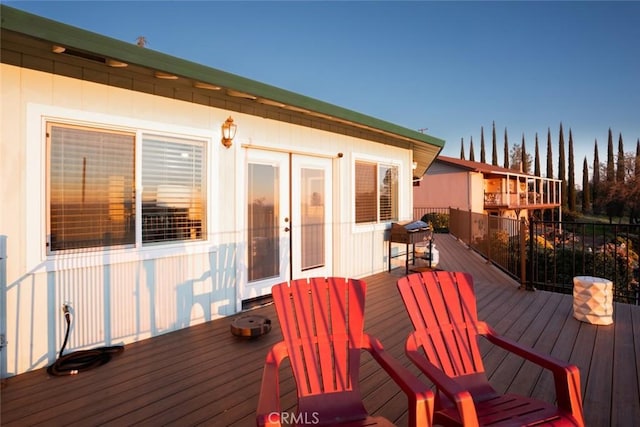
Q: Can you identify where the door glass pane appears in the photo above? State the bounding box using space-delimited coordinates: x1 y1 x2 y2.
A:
301 168 325 270
248 163 280 281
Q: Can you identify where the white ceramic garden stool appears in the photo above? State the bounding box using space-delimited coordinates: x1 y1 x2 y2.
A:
572 276 614 325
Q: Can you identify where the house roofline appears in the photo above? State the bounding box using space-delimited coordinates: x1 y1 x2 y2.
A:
0 4 445 170
436 156 562 182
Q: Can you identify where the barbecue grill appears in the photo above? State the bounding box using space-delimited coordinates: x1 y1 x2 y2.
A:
388 220 433 274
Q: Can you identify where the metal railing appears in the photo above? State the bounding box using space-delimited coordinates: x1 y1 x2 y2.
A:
528 220 640 305
413 207 640 305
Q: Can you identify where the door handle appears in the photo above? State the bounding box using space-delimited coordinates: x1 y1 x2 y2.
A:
284 227 290 232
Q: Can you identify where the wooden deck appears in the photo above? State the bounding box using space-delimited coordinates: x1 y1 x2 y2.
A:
2 234 639 426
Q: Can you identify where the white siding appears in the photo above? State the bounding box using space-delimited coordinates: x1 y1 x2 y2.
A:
1 64 414 376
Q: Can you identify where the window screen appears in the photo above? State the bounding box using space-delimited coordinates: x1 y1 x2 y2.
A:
48 123 135 252
141 135 205 243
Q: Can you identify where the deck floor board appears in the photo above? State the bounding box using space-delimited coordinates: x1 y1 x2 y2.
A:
2 234 639 426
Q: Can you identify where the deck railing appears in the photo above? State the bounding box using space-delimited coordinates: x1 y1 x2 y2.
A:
414 207 640 305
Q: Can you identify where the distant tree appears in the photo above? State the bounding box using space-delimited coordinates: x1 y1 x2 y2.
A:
603 130 625 223
503 128 509 169
582 156 590 213
469 136 475 162
521 133 529 173
545 128 554 220
558 123 567 209
509 143 532 173
480 126 486 163
546 128 553 179
636 138 640 180
617 133 626 183
607 128 615 183
568 129 576 212
534 133 541 202
592 139 602 215
631 139 640 223
460 137 465 160
491 121 498 165
636 138 640 179
534 133 541 176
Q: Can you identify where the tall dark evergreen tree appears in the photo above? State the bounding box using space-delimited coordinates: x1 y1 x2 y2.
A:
636 138 640 180
491 121 498 165
558 123 567 209
606 128 615 183
480 126 486 163
568 129 576 212
604 129 622 222
520 133 528 173
534 133 541 177
616 133 625 183
592 139 601 215
469 136 475 162
546 128 553 179
503 128 509 169
582 156 590 213
632 138 640 223
534 133 541 200
460 137 465 160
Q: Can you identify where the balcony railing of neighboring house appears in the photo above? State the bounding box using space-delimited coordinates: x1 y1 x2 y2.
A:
484 176 561 209
484 190 560 209
413 206 640 305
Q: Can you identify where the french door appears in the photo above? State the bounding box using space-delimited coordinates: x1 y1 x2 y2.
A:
242 150 332 300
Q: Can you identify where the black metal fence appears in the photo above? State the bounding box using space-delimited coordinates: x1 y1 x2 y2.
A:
414 207 640 305
528 220 640 305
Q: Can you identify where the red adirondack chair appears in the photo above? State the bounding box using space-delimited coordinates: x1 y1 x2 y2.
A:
397 271 585 427
256 277 434 427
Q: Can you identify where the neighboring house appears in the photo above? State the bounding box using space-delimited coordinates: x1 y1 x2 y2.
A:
414 156 561 220
0 6 444 377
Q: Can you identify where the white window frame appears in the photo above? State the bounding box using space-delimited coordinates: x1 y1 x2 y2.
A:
353 155 401 228
27 104 216 269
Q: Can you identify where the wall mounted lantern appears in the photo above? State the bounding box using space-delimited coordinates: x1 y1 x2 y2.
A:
221 116 237 148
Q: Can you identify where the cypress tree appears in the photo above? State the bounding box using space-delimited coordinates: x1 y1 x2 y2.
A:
568 129 576 212
607 128 615 182
521 133 528 173
593 139 601 215
546 128 553 178
469 136 475 162
503 128 509 169
534 133 541 177
480 126 486 163
582 156 590 213
534 133 541 199
558 123 567 208
636 138 640 180
492 121 498 165
460 137 465 160
616 133 625 183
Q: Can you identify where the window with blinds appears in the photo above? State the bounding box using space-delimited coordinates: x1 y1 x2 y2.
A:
355 160 398 224
355 161 377 223
48 123 135 252
379 164 398 221
141 135 206 244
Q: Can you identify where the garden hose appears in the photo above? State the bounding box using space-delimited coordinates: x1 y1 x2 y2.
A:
47 305 124 376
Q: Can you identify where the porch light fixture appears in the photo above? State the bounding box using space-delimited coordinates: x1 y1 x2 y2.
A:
221 116 237 148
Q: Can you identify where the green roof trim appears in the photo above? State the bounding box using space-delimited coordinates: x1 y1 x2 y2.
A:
1 5 444 149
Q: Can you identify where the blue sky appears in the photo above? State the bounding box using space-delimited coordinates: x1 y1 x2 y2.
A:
5 1 640 184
